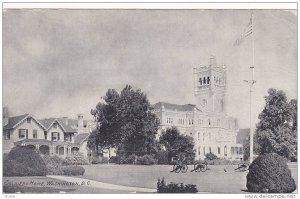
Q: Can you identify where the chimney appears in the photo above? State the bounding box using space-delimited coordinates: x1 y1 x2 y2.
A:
3 107 9 126
209 55 217 67
78 114 84 133
62 117 68 126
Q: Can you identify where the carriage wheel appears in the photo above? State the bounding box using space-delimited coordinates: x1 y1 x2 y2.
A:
200 164 207 172
194 163 201 172
238 163 249 172
181 165 188 173
173 164 177 171
175 165 181 173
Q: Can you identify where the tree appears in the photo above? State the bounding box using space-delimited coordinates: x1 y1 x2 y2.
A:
255 88 297 160
159 127 195 164
89 85 160 158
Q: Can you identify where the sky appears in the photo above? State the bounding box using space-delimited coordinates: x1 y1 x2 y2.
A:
3 9 297 128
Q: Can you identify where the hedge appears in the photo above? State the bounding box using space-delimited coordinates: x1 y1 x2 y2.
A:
3 146 47 176
247 153 296 193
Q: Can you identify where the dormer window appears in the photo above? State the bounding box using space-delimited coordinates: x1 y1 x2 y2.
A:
27 117 31 124
53 123 57 129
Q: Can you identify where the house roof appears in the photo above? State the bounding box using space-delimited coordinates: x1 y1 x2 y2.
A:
236 128 250 144
74 133 90 145
152 102 200 112
4 114 29 130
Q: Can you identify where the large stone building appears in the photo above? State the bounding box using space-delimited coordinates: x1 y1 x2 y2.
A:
152 57 243 160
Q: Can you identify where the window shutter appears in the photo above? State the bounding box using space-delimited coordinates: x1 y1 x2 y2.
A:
26 129 28 139
58 133 60 141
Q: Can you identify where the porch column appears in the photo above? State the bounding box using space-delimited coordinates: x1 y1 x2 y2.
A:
63 145 67 158
35 144 40 152
68 146 71 155
52 145 56 155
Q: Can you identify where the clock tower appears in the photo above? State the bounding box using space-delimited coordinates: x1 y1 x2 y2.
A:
193 56 227 113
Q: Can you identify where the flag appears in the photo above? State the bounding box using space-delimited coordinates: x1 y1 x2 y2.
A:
234 15 253 46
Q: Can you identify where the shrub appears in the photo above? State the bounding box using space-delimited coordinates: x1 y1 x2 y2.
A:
92 156 109 164
63 151 88 165
109 156 117 164
3 146 47 176
247 153 296 193
157 178 198 193
136 154 158 165
61 165 85 176
205 152 218 161
42 155 64 175
120 154 137 164
157 151 169 165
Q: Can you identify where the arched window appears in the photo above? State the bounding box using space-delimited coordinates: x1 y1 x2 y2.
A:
198 132 200 140
224 146 227 156
198 147 201 155
209 147 211 153
199 78 202 85
207 76 210 84
203 132 205 141
203 77 206 84
203 147 206 155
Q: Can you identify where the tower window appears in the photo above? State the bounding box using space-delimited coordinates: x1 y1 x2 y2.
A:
218 147 221 154
203 77 206 84
198 132 200 140
208 119 211 125
198 147 201 155
209 147 211 153
199 78 202 85
207 76 210 84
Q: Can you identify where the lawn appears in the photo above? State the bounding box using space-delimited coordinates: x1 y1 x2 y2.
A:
80 164 248 193
79 164 298 193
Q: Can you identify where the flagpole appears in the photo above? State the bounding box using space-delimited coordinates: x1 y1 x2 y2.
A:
249 11 255 164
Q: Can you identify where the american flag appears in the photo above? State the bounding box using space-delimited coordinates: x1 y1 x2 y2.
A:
234 15 253 46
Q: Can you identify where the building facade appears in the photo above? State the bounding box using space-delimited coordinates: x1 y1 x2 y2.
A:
152 57 243 160
3 109 94 157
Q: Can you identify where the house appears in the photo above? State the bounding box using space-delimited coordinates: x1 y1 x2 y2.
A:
3 108 94 158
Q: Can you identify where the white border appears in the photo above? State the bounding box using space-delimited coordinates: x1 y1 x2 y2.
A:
3 2 298 10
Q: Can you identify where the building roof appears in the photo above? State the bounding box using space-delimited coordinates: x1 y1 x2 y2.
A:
74 133 90 145
57 118 79 133
4 114 30 130
152 102 200 112
236 128 250 144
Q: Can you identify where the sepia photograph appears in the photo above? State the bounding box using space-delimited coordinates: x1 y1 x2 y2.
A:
2 2 298 195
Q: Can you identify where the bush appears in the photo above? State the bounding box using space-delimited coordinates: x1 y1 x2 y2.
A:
3 146 47 176
136 155 157 165
205 152 218 161
61 165 85 176
157 178 198 193
157 151 169 165
109 156 118 164
119 154 137 164
42 155 64 175
247 153 296 193
92 156 109 164
63 152 88 165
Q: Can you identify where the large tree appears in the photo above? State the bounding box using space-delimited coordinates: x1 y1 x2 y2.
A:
88 85 160 157
255 88 297 160
159 127 195 164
